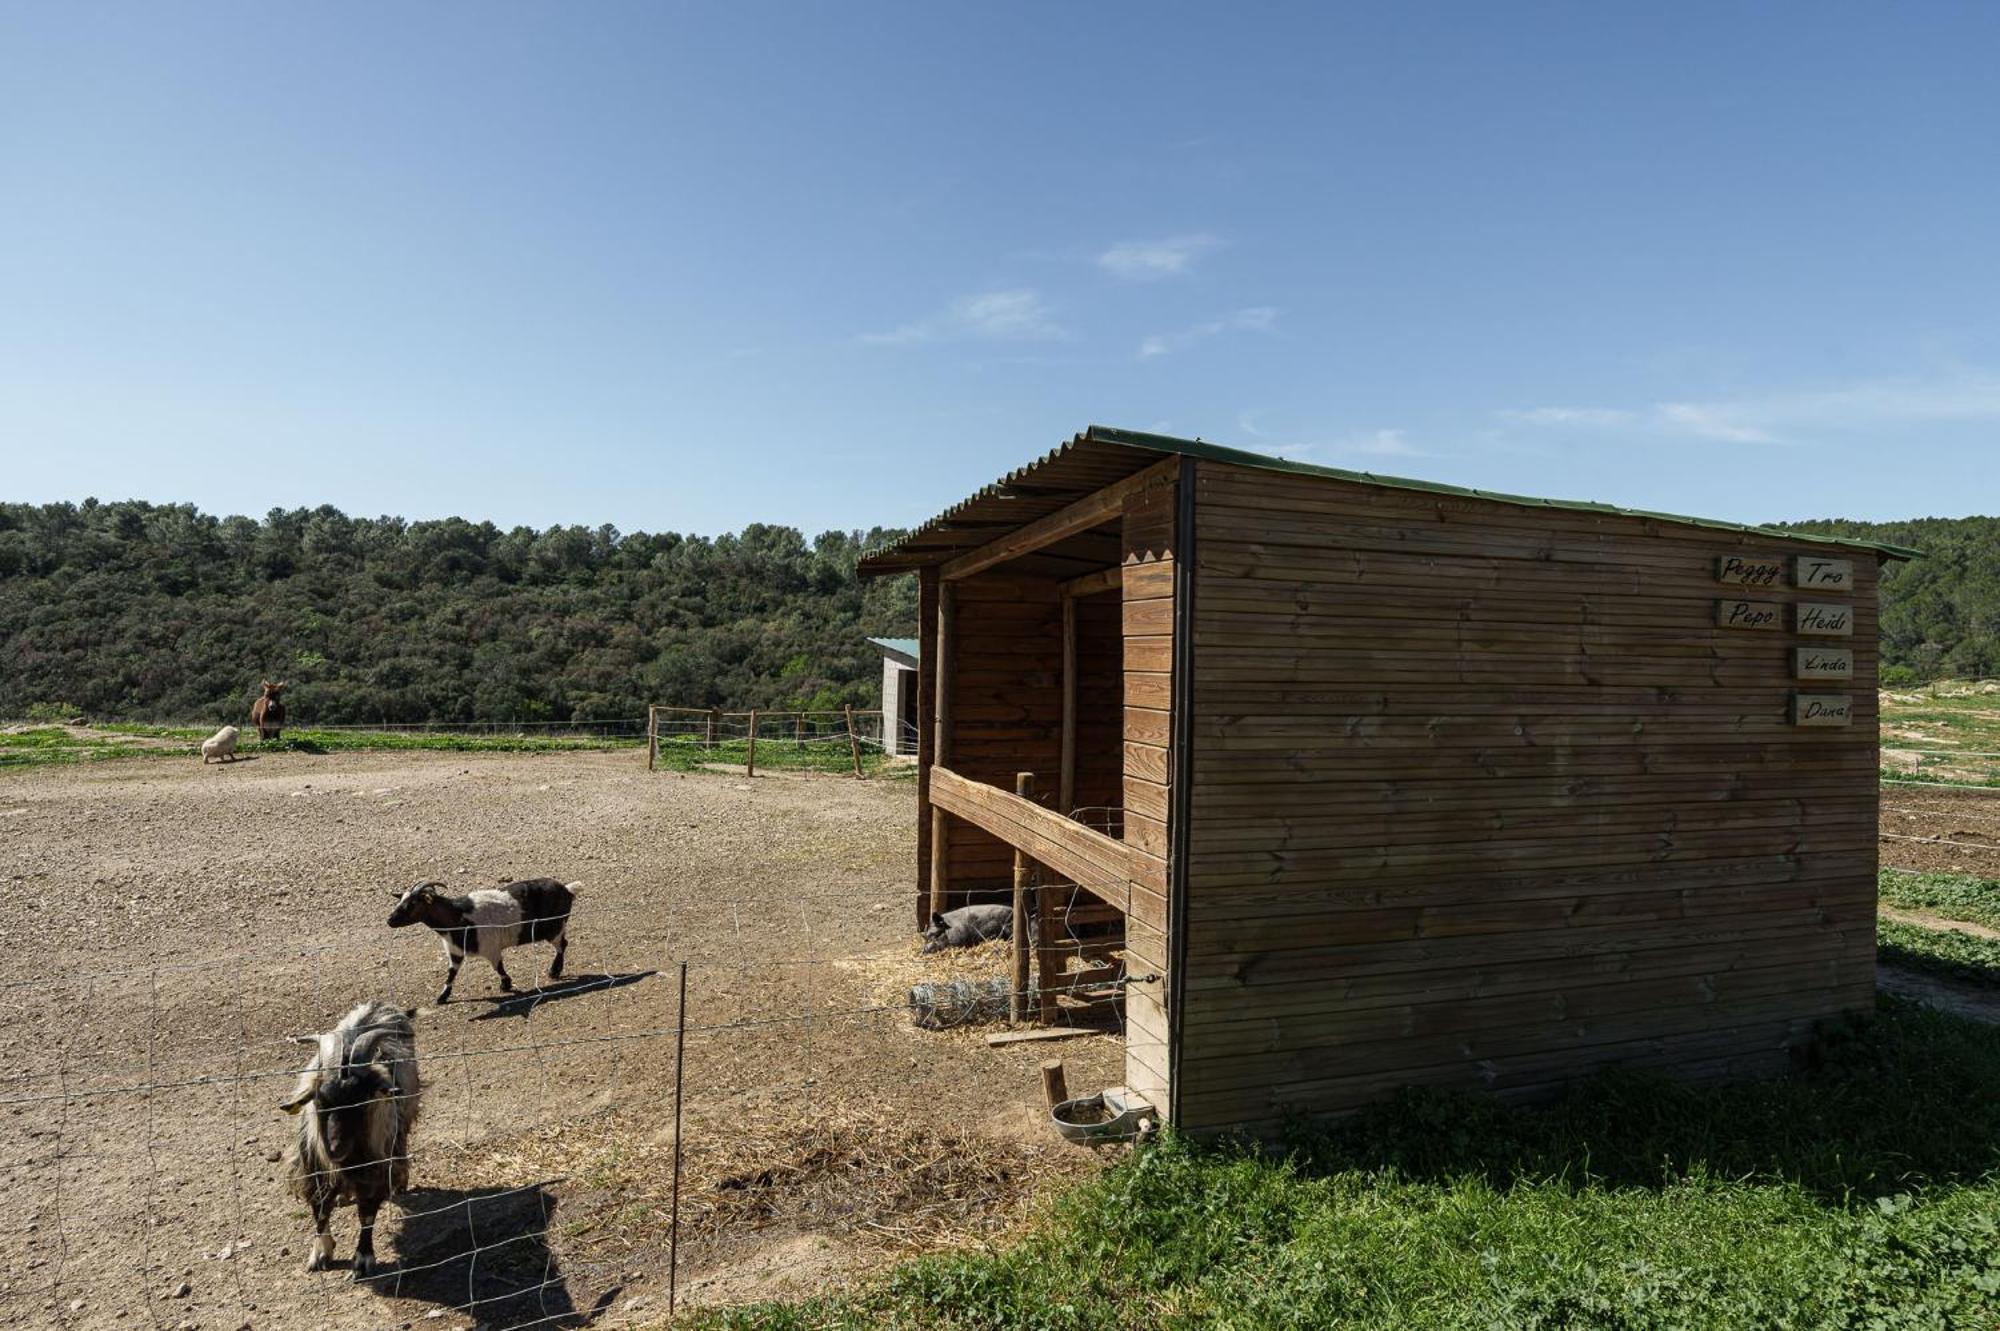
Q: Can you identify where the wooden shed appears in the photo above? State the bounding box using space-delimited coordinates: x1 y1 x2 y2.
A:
857 426 1917 1136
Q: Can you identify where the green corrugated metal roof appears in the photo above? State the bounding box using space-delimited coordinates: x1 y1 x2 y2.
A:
858 425 1923 571
867 636 920 661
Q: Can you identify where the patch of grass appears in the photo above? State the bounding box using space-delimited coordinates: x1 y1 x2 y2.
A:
0 722 642 771
1880 868 2000 931
685 1003 2000 1329
1880 682 2000 787
1879 919 2000 989
252 729 637 755
0 727 125 768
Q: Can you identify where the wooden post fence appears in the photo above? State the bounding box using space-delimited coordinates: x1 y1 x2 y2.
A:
746 708 758 777
1011 771 1034 1023
705 706 720 750
795 712 805 749
646 705 659 771
844 704 864 778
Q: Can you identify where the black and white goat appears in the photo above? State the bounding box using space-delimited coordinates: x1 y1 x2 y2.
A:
280 1000 421 1279
387 878 579 1004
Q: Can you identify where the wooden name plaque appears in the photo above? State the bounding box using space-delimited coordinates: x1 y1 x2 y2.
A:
1716 599 1782 629
1795 603 1854 636
1716 555 1784 587
1795 647 1854 681
1794 556 1853 590
1791 693 1854 727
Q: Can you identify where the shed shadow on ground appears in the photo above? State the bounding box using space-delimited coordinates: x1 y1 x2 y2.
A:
378 1183 618 1329
469 970 658 1021
1269 1001 2000 1204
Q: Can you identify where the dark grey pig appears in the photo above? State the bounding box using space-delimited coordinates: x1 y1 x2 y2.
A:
922 904 1013 953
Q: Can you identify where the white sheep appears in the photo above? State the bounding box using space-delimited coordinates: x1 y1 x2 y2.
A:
200 725 240 764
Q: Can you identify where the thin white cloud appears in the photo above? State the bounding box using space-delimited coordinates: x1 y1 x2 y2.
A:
1499 371 2000 445
1098 233 1223 281
862 289 1069 346
1270 428 1428 462
1654 403 1777 444
1496 406 1637 428
1137 306 1277 359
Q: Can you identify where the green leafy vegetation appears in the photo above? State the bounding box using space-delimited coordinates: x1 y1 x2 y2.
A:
686 1004 2000 1329
0 501 916 725
1878 920 2000 989
1771 514 2000 680
1880 868 2000 931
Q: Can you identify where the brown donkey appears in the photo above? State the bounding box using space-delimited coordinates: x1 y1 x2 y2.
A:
251 680 287 741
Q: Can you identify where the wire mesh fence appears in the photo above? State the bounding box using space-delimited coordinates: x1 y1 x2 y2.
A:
644 706 912 778
0 875 1146 1330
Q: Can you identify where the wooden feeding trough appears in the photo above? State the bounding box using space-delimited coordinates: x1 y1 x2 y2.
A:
857 425 1917 1137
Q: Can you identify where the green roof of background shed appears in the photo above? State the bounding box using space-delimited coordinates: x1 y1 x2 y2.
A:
856 425 1923 573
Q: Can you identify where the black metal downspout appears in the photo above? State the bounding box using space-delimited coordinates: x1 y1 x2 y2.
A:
1165 457 1198 1126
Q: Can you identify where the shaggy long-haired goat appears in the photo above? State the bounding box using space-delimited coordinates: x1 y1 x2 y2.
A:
280 1001 421 1278
388 878 578 1004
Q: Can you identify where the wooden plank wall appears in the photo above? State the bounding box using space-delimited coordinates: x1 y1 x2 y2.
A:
1177 459 1881 1135
940 571 1066 901
1070 590 1125 817
1122 480 1177 1108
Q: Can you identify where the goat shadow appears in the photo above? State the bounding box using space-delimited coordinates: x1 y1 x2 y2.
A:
469 971 657 1022
374 1182 618 1330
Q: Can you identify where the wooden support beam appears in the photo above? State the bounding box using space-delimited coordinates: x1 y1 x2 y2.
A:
646 705 658 771
1060 594 1077 815
927 582 956 920
746 708 757 777
940 458 1178 582
1059 566 1123 599
1012 771 1035 1024
914 566 937 930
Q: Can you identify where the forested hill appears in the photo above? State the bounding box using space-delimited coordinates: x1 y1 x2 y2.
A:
0 501 918 724
2 502 1994 725
1767 514 2000 683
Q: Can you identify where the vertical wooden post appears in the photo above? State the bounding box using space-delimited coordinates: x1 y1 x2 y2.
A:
795 711 805 749
746 708 758 777
646 705 658 771
705 706 719 750
914 567 938 930
928 582 956 920
1060 593 1077 816
843 704 864 777
1011 771 1034 1023
1040 1059 1069 1113
1037 882 1061 1022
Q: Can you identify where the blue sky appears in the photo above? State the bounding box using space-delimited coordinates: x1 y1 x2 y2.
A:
3 3 1996 536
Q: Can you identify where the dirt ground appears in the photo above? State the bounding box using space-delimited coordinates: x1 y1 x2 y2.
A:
1878 783 2000 1024
0 751 1124 1330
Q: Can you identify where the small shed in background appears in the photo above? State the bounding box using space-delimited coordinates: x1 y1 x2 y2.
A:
869 636 921 757
858 425 1916 1137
